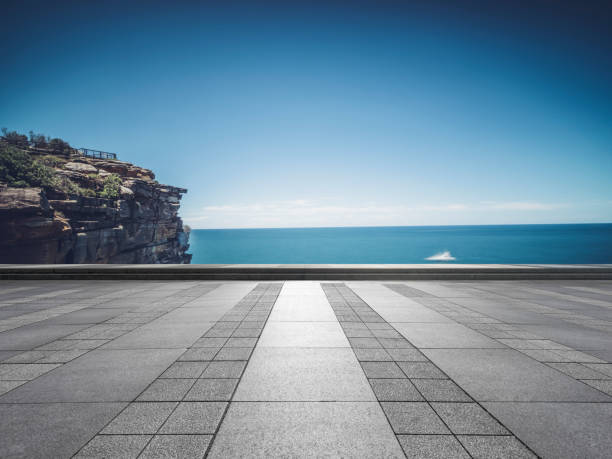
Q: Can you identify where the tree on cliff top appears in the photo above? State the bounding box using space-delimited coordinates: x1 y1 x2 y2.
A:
2 127 72 154
1 128 29 148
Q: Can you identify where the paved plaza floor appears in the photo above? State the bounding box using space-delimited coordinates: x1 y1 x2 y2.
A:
0 279 611 458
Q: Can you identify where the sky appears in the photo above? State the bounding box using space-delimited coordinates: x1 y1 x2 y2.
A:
1 0 611 228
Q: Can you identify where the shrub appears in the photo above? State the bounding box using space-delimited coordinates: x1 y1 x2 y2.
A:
37 155 67 168
99 173 122 199
79 187 97 197
0 143 56 188
51 175 97 197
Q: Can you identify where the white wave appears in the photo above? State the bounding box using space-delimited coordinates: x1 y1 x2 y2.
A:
426 251 456 261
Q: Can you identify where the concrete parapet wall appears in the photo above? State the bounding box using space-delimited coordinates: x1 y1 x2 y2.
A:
0 264 611 280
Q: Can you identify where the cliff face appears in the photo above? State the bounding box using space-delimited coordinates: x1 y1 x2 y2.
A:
0 155 191 264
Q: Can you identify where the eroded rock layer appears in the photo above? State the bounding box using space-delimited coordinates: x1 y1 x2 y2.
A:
0 156 191 264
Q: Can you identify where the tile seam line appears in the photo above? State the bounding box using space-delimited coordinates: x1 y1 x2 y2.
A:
0 283 224 398
66 282 238 458
325 284 466 459
202 282 284 459
334 283 541 459
0 283 185 332
118 282 266 455
5 399 611 406
454 283 612 330
2 283 222 352
178 283 269 458
395 285 612 398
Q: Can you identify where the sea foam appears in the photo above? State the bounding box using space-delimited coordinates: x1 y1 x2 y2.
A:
426 251 456 261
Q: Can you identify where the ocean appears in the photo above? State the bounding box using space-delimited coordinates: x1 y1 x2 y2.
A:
187 224 612 264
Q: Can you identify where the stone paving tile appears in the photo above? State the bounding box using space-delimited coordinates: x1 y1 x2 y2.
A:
211 322 239 330
140 434 212 459
343 328 374 337
423 348 611 402
378 337 415 348
361 361 406 378
224 337 258 347
381 402 450 434
4 350 49 363
240 322 266 328
1 348 183 403
353 347 393 361
184 378 238 401
159 401 227 434
234 347 374 401
136 379 195 401
385 348 428 361
0 401 127 457
548 362 612 379
0 363 61 380
160 362 209 379
398 361 448 379
192 337 228 348
202 328 234 338
229 328 262 338
397 435 469 459
584 363 612 377
75 434 152 458
366 322 395 330
370 378 424 401
581 379 612 395
394 323 503 349
208 401 404 458
411 379 472 402
0 350 20 362
0 380 27 395
348 337 382 348
552 349 605 363
37 349 89 363
102 402 177 434
432 402 509 435
458 435 536 458
213 347 253 361
62 339 111 350
518 348 575 363
371 329 403 339
179 347 220 361
259 321 349 348
201 361 247 379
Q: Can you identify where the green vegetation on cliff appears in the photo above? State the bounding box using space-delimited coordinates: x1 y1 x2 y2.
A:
0 143 57 189
99 174 122 199
1 128 114 199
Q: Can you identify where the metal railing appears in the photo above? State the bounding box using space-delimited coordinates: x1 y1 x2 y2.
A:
77 148 117 160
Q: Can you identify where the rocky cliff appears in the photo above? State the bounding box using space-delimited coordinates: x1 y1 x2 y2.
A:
0 152 191 264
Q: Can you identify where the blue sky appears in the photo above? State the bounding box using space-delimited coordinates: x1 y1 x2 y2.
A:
2 1 611 228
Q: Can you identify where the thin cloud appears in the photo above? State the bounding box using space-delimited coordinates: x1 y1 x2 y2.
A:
479 201 567 211
185 199 569 228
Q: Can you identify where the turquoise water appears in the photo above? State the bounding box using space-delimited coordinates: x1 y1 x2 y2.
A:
187 224 612 264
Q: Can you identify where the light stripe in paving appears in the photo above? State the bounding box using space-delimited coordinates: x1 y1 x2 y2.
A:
209 281 404 457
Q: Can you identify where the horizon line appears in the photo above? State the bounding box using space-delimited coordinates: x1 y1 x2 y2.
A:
186 221 612 231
